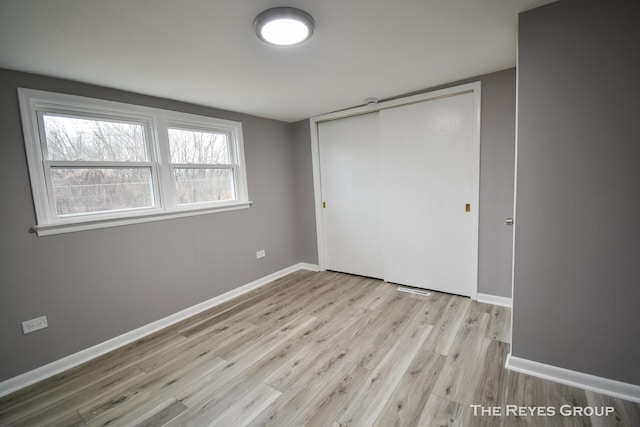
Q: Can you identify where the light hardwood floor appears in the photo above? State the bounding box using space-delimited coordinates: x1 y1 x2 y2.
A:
1 270 638 426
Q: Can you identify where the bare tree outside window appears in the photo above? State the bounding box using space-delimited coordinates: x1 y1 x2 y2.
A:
168 128 229 164
51 168 153 216
44 115 147 161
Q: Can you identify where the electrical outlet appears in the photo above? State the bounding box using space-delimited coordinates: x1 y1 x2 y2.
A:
256 249 266 259
22 316 48 334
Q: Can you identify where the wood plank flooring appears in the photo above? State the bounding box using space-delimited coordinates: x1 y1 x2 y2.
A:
1 270 638 426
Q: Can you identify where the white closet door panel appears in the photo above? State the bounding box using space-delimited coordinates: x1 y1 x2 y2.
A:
318 113 383 279
380 93 475 296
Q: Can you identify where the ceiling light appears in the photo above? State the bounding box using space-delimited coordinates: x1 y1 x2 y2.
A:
254 7 315 46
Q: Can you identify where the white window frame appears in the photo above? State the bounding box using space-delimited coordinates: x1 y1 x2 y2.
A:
18 88 251 236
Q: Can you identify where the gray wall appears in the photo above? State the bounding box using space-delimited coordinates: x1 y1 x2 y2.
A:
0 69 316 382
476 70 516 298
382 68 517 298
513 0 640 384
292 119 319 264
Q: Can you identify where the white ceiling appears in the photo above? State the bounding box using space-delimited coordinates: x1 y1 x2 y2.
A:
0 0 555 122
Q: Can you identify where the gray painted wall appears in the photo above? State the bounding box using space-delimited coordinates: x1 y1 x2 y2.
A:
513 0 640 384
0 69 316 381
476 70 516 298
292 119 319 264
371 68 517 298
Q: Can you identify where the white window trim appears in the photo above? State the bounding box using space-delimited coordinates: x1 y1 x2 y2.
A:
18 88 251 236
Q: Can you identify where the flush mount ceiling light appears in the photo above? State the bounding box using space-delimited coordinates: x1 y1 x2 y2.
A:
254 7 315 46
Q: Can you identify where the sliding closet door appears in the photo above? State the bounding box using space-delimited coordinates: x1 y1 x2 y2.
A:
318 112 383 279
380 92 476 296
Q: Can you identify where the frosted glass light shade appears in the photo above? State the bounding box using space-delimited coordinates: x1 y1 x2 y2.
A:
254 7 314 46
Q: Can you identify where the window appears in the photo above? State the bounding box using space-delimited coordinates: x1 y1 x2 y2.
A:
19 89 250 235
167 128 235 205
43 115 156 216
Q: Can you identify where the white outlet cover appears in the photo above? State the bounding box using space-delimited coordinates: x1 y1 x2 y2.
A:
22 316 48 334
256 250 266 258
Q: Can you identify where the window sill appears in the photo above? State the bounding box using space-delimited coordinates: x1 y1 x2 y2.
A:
31 201 252 236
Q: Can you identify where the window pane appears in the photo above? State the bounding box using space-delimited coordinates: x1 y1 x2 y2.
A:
168 128 230 164
173 168 235 205
51 167 154 216
43 115 147 161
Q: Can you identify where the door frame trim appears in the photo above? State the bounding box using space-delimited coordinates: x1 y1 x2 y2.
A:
309 81 481 299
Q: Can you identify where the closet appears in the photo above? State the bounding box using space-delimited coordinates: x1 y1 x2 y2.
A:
314 83 480 297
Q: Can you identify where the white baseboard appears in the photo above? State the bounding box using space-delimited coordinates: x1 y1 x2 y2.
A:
298 262 320 272
0 262 319 398
505 353 640 403
476 292 512 307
